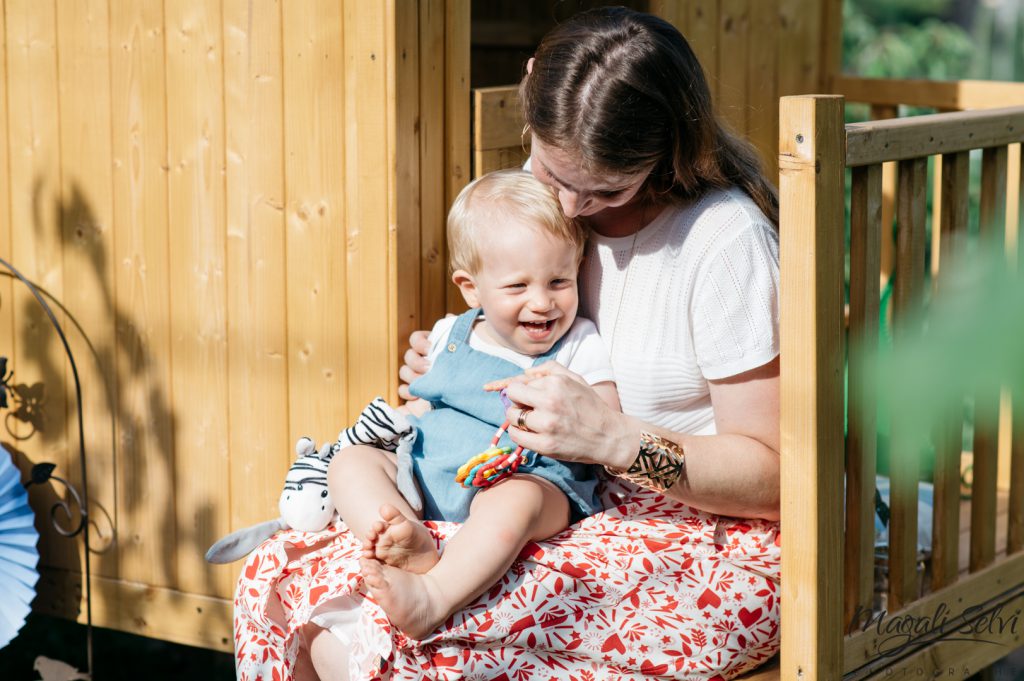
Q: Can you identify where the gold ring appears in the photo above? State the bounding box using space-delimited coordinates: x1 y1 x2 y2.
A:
516 408 532 431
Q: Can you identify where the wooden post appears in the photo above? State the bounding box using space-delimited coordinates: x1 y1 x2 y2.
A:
779 94 846 679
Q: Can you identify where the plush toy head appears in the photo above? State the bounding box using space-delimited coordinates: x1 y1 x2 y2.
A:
278 437 336 532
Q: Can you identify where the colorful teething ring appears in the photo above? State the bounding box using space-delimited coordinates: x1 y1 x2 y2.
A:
454 420 527 489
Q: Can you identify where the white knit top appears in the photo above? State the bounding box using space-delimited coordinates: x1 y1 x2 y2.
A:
579 187 780 436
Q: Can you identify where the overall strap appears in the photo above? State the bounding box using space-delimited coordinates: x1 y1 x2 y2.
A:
448 308 484 348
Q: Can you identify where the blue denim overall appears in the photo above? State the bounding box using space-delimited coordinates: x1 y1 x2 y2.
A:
408 308 601 523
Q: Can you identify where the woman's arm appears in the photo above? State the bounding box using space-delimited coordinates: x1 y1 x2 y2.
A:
502 356 780 521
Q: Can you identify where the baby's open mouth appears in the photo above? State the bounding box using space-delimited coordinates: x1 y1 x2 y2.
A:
520 319 555 339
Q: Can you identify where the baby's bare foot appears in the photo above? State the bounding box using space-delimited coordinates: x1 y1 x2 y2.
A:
362 504 438 573
360 558 447 640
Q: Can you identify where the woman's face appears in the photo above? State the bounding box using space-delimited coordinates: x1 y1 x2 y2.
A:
530 136 650 218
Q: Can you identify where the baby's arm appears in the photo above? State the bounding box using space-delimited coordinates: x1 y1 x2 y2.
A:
395 399 431 418
589 379 620 412
485 366 621 412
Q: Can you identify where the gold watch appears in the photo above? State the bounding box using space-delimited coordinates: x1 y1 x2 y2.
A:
605 431 686 493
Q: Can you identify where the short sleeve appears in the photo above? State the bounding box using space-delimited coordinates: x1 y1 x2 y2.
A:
424 315 459 365
691 223 780 380
554 318 616 386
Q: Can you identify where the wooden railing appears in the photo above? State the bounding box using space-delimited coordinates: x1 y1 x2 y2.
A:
831 76 1024 289
779 96 1024 680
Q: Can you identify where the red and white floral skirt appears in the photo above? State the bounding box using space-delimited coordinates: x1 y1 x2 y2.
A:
234 480 781 680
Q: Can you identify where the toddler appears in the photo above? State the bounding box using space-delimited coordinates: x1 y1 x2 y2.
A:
327 169 619 640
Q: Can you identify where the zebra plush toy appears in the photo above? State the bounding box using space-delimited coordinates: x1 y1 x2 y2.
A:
204 398 420 564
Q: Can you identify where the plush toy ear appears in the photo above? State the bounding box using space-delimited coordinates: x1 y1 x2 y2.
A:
205 518 287 563
317 442 334 461
296 436 317 458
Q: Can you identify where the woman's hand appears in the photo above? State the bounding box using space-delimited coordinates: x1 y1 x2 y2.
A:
502 362 635 470
398 329 432 401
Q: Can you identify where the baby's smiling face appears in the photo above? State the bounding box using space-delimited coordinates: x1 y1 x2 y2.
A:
454 219 580 356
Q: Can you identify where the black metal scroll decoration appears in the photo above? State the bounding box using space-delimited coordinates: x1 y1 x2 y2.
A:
0 256 92 677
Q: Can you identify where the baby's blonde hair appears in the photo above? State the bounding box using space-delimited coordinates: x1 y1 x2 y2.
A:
448 169 585 274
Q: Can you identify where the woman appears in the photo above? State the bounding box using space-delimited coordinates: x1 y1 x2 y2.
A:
235 8 781 680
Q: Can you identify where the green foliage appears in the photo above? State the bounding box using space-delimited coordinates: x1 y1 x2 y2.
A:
843 0 974 80
852 238 1023 459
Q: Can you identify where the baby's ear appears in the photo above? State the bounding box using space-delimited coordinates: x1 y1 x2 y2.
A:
452 269 480 308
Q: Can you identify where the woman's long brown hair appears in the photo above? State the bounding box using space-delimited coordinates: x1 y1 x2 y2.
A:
520 7 778 226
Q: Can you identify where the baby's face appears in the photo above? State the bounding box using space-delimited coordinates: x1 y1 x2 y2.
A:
467 220 579 356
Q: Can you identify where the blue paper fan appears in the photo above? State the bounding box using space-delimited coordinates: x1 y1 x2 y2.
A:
0 443 39 648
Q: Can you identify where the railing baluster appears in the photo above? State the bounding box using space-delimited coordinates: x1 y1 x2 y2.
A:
888 156 927 610
845 164 882 626
871 104 898 290
931 150 970 590
1010 143 1024 556
971 146 1008 572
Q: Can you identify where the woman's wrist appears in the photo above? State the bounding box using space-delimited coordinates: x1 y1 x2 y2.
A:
604 414 644 471
603 418 690 494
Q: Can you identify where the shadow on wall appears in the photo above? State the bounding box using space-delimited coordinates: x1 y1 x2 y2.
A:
0 178 228 625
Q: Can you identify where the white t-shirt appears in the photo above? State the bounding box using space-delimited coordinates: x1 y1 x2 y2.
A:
579 187 779 436
425 314 615 387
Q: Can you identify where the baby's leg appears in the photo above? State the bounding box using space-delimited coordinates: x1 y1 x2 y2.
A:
302 624 349 681
328 445 416 537
327 445 437 570
360 475 569 640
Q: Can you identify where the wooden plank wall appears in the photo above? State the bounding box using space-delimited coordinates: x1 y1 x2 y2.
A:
476 1 828 182
0 0 468 651
654 0 838 183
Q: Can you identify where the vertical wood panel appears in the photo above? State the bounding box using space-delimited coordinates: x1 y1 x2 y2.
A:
931 150 969 590
777 0 821 98
419 0 446 326
165 0 228 590
5 0 74 573
55 0 117 581
110 0 174 593
717 0 748 137
444 0 469 313
820 0 843 89
971 145 1008 573
888 156 927 611
779 94 845 680
342 0 392 416
395 1 421 397
687 0 719 107
845 163 881 625
0 0 15 412
747 0 778 183
650 0 691 34
283 0 347 437
222 0 287 597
